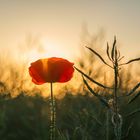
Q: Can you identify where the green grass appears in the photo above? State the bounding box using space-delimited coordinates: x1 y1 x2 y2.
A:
0 90 140 140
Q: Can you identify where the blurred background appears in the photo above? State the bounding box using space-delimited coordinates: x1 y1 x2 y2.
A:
0 0 140 139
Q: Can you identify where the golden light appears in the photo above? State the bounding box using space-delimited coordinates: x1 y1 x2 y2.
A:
41 38 71 59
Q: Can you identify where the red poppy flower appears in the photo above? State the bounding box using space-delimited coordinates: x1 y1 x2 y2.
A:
29 57 74 85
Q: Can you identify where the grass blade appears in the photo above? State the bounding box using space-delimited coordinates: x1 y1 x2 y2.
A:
85 46 113 68
120 57 140 66
118 56 124 62
117 50 121 60
82 76 110 108
111 36 116 60
125 57 140 64
74 66 112 89
128 91 140 104
126 83 140 96
125 108 140 117
106 43 112 61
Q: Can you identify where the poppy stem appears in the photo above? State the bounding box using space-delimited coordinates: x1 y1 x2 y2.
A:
50 82 56 140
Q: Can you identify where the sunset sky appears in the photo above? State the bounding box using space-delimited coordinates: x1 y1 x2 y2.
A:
0 0 140 61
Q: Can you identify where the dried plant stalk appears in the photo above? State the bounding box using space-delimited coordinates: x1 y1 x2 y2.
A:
75 36 140 140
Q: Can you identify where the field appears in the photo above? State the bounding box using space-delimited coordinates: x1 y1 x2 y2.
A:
0 36 140 140
0 86 140 140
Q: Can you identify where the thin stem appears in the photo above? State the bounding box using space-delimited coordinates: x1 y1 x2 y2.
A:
106 110 110 140
114 63 118 118
50 83 56 140
113 64 119 140
112 52 122 140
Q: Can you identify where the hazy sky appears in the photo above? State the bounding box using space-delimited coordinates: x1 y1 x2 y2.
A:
0 0 140 61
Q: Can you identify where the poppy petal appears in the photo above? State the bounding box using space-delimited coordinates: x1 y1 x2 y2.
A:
29 66 46 85
29 57 74 84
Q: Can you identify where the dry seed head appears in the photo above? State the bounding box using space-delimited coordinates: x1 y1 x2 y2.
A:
108 98 114 109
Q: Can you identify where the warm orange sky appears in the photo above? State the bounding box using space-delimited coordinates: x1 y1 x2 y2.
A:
0 0 140 62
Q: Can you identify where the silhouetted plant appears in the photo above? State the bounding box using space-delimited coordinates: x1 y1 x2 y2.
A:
75 37 140 140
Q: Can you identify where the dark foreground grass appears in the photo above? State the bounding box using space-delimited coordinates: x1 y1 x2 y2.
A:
0 91 140 140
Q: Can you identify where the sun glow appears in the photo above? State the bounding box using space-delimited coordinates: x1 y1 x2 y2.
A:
24 37 76 72
25 38 68 63
41 38 71 59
